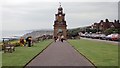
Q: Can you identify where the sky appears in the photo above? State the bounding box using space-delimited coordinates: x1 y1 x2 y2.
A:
0 0 119 31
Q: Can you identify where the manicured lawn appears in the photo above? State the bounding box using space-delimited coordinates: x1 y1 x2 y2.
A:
2 40 52 68
0 52 2 68
68 39 118 67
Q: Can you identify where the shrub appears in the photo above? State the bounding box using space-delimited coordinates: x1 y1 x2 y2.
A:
104 28 120 35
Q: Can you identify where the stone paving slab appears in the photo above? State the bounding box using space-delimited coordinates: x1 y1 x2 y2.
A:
26 41 95 68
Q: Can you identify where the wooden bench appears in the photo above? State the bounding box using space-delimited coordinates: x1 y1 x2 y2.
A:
3 43 15 53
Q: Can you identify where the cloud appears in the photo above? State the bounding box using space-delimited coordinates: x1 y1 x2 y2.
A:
1 2 118 30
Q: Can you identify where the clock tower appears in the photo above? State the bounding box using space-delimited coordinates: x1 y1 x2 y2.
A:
53 4 67 39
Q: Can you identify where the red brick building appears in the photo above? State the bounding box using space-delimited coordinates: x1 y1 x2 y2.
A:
91 19 120 31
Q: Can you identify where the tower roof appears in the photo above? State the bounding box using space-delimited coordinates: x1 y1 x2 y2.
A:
58 2 63 10
58 6 63 10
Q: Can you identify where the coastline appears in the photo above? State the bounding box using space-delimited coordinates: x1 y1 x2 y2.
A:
0 29 53 42
0 30 32 42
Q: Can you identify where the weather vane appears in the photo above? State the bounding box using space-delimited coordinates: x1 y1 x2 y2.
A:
59 2 61 7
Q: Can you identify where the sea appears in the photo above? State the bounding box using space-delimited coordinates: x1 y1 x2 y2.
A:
0 30 32 42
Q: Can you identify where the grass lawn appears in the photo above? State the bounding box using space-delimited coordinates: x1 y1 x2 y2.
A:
2 40 52 68
0 52 2 68
68 39 118 67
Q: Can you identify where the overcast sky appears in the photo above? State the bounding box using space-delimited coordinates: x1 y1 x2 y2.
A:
0 0 119 31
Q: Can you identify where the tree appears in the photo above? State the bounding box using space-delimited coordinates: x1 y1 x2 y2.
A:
67 28 82 38
104 28 120 35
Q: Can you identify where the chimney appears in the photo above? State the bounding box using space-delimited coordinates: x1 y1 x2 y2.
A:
100 20 104 23
105 19 109 22
117 20 119 23
114 20 117 23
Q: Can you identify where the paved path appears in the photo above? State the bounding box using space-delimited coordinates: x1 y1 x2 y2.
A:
26 41 95 68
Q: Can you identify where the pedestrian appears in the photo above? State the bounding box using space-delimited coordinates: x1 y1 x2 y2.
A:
61 35 64 42
54 36 57 42
26 36 32 47
58 36 61 41
19 37 25 46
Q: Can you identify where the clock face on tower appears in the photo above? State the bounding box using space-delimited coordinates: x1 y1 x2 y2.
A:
59 11 62 13
58 14 62 22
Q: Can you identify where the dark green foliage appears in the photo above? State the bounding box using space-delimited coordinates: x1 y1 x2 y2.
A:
67 27 100 38
86 28 97 33
67 28 81 38
104 28 120 35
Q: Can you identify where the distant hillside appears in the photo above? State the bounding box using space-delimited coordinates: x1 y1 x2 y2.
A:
22 26 88 39
23 30 53 39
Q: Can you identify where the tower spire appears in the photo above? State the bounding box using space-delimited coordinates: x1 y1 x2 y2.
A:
59 2 61 7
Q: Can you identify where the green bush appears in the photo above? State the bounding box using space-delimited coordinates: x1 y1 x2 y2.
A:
15 42 20 47
104 28 120 35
